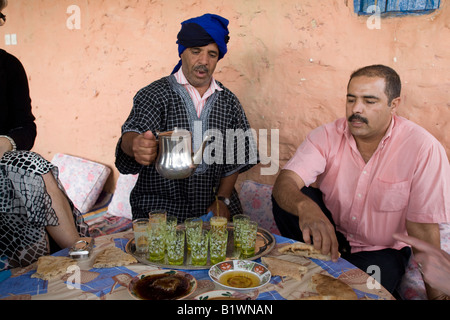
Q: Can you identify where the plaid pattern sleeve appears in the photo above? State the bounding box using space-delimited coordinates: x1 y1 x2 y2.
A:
115 76 258 222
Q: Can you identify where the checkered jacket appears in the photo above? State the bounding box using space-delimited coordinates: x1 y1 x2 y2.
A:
115 75 258 221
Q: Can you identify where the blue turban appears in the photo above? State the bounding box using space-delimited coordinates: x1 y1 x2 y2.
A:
171 13 230 74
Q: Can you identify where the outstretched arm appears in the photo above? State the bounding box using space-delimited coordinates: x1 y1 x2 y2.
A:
273 169 339 262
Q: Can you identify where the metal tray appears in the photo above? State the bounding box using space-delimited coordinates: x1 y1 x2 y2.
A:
125 223 276 270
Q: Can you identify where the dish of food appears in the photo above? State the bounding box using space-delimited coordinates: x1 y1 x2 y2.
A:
209 260 271 291
128 269 197 300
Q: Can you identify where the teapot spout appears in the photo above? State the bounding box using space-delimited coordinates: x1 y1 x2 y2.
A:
192 135 211 166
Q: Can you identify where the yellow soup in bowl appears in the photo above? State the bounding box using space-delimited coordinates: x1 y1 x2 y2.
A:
219 271 261 288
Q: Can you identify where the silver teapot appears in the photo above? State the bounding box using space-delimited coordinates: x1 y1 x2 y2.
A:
155 128 210 179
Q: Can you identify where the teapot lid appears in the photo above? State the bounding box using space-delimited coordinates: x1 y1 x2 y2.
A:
157 127 190 138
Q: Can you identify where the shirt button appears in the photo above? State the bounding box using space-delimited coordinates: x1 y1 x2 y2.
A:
352 216 357 221
357 193 362 198
363 170 367 174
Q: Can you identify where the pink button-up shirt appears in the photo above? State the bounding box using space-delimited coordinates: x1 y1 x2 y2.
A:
174 68 223 117
284 115 450 253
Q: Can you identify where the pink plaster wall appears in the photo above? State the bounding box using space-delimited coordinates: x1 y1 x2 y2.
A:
1 0 449 191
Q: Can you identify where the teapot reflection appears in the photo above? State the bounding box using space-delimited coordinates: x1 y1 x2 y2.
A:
155 128 210 180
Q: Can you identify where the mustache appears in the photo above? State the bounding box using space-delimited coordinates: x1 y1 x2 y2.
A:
348 114 368 124
193 65 209 73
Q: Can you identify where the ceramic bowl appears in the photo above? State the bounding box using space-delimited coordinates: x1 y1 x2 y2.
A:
208 260 271 292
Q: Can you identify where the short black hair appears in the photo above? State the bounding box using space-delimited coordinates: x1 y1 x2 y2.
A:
0 0 7 11
348 65 401 105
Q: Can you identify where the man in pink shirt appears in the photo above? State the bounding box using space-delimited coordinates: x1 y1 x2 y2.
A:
272 65 450 299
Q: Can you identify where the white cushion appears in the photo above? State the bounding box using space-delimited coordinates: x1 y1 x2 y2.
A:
108 173 138 219
51 153 111 213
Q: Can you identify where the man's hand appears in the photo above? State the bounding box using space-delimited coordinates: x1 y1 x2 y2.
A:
132 131 158 165
273 169 340 262
207 173 239 221
121 131 158 165
299 209 340 262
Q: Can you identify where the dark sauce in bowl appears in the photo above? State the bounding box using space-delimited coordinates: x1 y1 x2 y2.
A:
134 273 191 300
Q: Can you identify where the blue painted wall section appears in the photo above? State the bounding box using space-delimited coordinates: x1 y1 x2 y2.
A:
354 0 440 16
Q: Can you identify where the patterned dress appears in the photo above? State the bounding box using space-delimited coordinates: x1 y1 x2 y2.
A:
0 151 89 270
116 75 258 221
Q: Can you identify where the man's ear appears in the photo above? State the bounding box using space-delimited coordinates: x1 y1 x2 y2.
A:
390 96 401 114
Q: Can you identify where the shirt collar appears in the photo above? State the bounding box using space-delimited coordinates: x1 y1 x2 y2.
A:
383 115 395 141
377 114 396 149
174 68 223 93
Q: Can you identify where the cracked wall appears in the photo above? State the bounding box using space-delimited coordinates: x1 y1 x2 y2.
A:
1 0 449 190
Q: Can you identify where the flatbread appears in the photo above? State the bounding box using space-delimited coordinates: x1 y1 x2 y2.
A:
278 242 339 261
93 246 137 268
311 273 357 300
261 256 307 281
31 256 78 280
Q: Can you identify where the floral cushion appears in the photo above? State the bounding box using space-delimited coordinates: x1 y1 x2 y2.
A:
238 180 280 235
107 173 138 220
51 153 111 213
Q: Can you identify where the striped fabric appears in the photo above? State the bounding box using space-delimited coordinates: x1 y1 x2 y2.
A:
81 192 113 224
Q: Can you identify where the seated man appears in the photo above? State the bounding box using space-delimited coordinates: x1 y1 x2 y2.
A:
272 65 450 299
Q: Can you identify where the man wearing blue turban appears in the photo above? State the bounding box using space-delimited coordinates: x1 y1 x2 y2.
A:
116 14 258 223
172 13 230 74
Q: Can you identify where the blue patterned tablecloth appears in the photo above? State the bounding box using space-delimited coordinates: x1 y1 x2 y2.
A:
0 232 393 300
